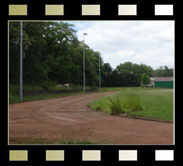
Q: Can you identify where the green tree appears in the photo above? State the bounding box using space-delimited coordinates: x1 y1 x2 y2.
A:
116 62 153 87
9 22 101 88
141 73 150 87
9 22 170 90
153 66 173 77
101 63 112 87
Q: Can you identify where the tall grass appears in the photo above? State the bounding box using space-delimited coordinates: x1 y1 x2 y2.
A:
89 93 143 115
110 94 143 115
109 94 142 115
109 97 123 115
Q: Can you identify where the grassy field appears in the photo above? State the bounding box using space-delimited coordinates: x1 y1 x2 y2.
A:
89 87 173 121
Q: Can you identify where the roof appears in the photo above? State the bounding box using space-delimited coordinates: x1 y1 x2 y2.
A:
154 77 173 81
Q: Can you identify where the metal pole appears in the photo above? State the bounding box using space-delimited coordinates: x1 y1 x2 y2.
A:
20 21 23 101
83 33 87 93
83 34 85 93
99 55 101 90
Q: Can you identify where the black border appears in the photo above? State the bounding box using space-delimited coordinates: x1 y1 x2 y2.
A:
1 0 181 166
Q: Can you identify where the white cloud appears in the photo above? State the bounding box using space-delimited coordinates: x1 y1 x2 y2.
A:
71 21 174 69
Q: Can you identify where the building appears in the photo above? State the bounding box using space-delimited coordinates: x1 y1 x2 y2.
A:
150 77 173 88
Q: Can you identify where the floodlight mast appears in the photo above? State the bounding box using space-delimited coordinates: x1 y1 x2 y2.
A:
99 53 101 90
83 33 88 93
19 21 23 102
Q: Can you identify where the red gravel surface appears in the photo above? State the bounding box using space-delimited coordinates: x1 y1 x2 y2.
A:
9 92 173 144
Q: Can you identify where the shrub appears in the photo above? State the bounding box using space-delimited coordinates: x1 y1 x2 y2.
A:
41 81 55 90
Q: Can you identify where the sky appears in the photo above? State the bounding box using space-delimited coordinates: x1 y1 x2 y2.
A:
67 21 174 69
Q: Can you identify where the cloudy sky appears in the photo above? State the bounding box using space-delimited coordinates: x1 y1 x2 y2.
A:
68 21 174 69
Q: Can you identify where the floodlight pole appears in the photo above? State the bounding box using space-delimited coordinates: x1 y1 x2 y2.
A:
99 54 101 90
20 21 23 101
83 33 87 93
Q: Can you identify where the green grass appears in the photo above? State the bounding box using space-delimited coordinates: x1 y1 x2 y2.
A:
9 84 98 104
55 140 95 144
10 138 96 145
89 88 173 121
9 92 85 104
100 86 171 92
109 94 143 115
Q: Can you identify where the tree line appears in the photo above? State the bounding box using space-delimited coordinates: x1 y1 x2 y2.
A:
9 22 174 88
101 63 173 87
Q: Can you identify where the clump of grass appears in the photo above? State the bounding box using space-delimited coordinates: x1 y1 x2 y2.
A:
122 94 143 112
88 96 111 113
89 93 143 116
109 96 124 115
109 94 142 115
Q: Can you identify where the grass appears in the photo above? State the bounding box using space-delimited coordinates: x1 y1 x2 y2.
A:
109 94 143 115
9 92 85 104
9 84 98 104
100 86 170 92
10 138 96 145
89 87 173 121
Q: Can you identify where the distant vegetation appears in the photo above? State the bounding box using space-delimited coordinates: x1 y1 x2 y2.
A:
9 22 173 88
89 87 173 121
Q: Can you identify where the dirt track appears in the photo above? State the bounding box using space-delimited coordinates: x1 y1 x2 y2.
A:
9 92 173 144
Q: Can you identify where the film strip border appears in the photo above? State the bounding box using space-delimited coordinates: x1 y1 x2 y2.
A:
2 1 179 166
7 149 176 165
8 4 174 16
5 0 176 20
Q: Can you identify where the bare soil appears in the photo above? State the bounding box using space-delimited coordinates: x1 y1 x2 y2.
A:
9 91 173 145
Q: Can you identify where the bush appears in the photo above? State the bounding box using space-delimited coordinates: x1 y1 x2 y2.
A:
41 81 56 90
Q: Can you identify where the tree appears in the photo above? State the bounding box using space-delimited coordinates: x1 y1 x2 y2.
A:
115 62 153 87
153 66 173 77
9 22 101 87
9 21 171 89
110 70 120 87
141 73 150 87
101 63 112 86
